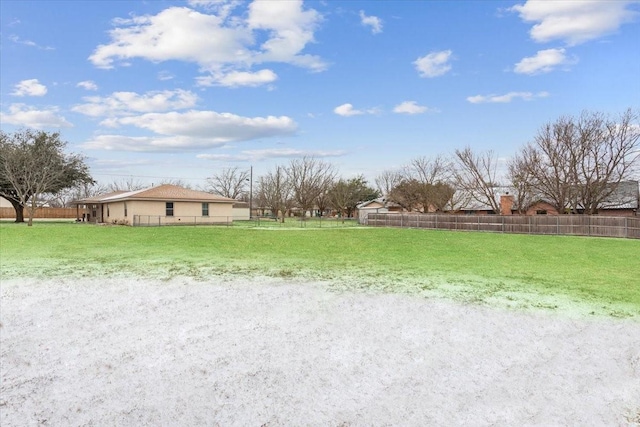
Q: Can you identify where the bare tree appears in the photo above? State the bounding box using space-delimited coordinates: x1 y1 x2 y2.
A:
315 187 331 217
514 109 639 214
48 182 108 207
573 109 639 213
507 150 536 214
107 177 146 192
524 116 580 214
0 129 92 225
405 155 452 184
205 167 249 199
287 156 336 218
257 166 291 222
375 170 403 197
454 147 501 213
157 179 193 189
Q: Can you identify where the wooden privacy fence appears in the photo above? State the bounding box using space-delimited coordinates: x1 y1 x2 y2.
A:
366 213 640 239
0 207 78 219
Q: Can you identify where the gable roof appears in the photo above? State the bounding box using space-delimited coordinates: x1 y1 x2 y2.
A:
77 190 128 203
599 181 639 210
76 185 236 204
356 197 401 209
357 198 385 209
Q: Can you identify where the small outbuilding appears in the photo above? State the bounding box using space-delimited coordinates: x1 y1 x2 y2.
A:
74 184 236 226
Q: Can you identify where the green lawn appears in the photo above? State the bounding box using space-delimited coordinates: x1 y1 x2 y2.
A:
1 222 639 317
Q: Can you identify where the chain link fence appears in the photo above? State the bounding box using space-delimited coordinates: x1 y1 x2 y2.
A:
133 215 360 228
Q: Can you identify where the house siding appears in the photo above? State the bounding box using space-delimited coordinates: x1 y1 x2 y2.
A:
525 201 560 216
101 200 234 224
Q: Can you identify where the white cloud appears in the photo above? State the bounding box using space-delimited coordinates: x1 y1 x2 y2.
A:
0 104 72 128
89 2 325 85
195 153 245 161
90 158 152 169
9 34 54 50
72 89 199 117
187 0 225 6
77 80 98 91
333 103 380 117
393 101 437 115
414 50 453 78
12 79 48 97
187 0 242 19
83 110 297 152
334 103 363 117
90 8 249 69
196 69 278 87
244 148 346 159
197 148 346 161
82 135 219 152
514 48 577 74
111 111 296 138
510 0 639 45
247 0 325 71
467 91 550 104
359 10 383 34
157 71 175 81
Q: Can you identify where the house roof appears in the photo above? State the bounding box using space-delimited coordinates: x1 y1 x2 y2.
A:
77 190 128 203
356 197 401 209
448 181 639 212
75 185 236 204
599 181 639 210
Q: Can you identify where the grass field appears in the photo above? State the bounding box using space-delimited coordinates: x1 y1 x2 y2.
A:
1 221 639 317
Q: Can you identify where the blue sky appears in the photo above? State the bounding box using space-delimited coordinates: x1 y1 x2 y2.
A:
1 0 639 188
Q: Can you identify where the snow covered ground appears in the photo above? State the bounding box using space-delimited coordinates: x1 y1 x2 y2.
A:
2 276 639 426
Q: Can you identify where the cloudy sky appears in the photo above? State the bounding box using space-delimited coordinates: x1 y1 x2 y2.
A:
1 0 639 187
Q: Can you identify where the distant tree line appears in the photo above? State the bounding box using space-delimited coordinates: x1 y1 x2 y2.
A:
205 158 379 222
374 109 639 215
2 109 638 225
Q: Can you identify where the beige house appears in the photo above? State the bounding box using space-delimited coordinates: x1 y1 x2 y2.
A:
74 184 236 226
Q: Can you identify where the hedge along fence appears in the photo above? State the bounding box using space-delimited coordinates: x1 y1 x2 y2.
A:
0 207 79 219
366 213 640 239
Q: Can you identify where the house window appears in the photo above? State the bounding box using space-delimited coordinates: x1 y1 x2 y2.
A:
536 209 548 215
166 202 174 217
107 206 110 217
202 202 209 217
124 202 128 217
